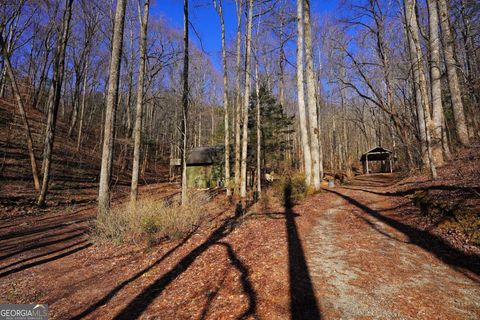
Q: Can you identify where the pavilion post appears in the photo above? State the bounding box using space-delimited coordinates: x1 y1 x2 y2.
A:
366 154 369 174
389 155 393 173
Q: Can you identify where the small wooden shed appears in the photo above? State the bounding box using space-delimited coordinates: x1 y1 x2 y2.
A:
360 146 393 174
185 146 223 189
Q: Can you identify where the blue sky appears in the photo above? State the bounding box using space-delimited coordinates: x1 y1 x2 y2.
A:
151 0 339 69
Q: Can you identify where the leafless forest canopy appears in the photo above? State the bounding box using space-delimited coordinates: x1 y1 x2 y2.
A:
0 0 479 207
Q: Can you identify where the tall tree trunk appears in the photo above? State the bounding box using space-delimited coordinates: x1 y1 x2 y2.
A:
303 0 321 190
427 0 445 166
181 0 189 205
0 15 17 98
38 0 74 206
255 64 261 198
438 0 469 146
240 0 253 199
77 60 88 151
234 0 243 196
405 0 437 179
68 74 81 137
459 0 480 138
98 0 127 214
278 0 286 108
125 26 134 137
130 0 150 205
296 0 311 186
410 60 428 165
214 0 231 197
0 35 40 191
32 43 52 111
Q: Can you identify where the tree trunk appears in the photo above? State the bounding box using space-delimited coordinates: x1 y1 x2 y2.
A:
76 60 88 151
38 0 74 206
410 64 428 164
0 15 17 98
68 72 82 137
126 26 134 138
405 0 437 179
130 0 150 205
279 1 286 108
234 0 243 197
255 64 261 198
181 0 189 205
296 0 311 186
240 0 253 199
0 35 40 191
98 0 127 215
427 0 445 166
438 0 469 146
214 0 231 197
303 0 321 190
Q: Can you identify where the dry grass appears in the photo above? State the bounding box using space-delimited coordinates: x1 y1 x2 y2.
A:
92 192 210 245
273 172 309 207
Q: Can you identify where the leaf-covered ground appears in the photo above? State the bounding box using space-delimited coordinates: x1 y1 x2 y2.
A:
1 172 479 319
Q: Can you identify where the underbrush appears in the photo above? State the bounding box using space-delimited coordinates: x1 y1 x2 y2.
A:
92 192 210 245
412 190 480 246
273 173 316 207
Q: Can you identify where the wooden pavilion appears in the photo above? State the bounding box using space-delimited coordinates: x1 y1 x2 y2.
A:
360 146 393 174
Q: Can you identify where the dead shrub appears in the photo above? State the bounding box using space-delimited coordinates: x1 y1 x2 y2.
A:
258 192 271 211
92 192 209 245
273 172 308 207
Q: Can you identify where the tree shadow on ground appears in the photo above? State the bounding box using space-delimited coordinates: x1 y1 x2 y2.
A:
72 187 323 320
0 242 92 278
343 185 480 198
325 189 480 281
346 174 398 188
0 230 87 261
283 182 322 320
0 215 92 242
0 239 89 273
217 241 257 320
198 268 228 320
0 205 94 276
69 231 196 320
72 203 258 320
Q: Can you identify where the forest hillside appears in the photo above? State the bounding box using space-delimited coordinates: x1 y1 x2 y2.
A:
0 0 479 319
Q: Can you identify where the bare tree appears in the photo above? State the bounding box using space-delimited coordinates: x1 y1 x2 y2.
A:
438 0 469 146
240 0 254 199
38 0 74 206
427 0 445 166
303 0 321 190
67 6 97 139
296 0 311 186
254 20 261 198
76 59 88 150
278 0 286 108
234 0 243 196
255 65 261 197
98 0 127 215
0 34 40 191
213 0 231 197
405 0 437 179
130 0 150 204
181 0 189 205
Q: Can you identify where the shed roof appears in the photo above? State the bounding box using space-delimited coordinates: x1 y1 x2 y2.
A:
186 146 223 166
360 146 392 162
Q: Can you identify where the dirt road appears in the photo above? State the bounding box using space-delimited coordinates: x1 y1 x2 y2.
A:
0 174 478 319
304 174 480 319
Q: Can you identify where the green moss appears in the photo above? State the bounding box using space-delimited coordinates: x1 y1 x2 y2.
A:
187 166 214 188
